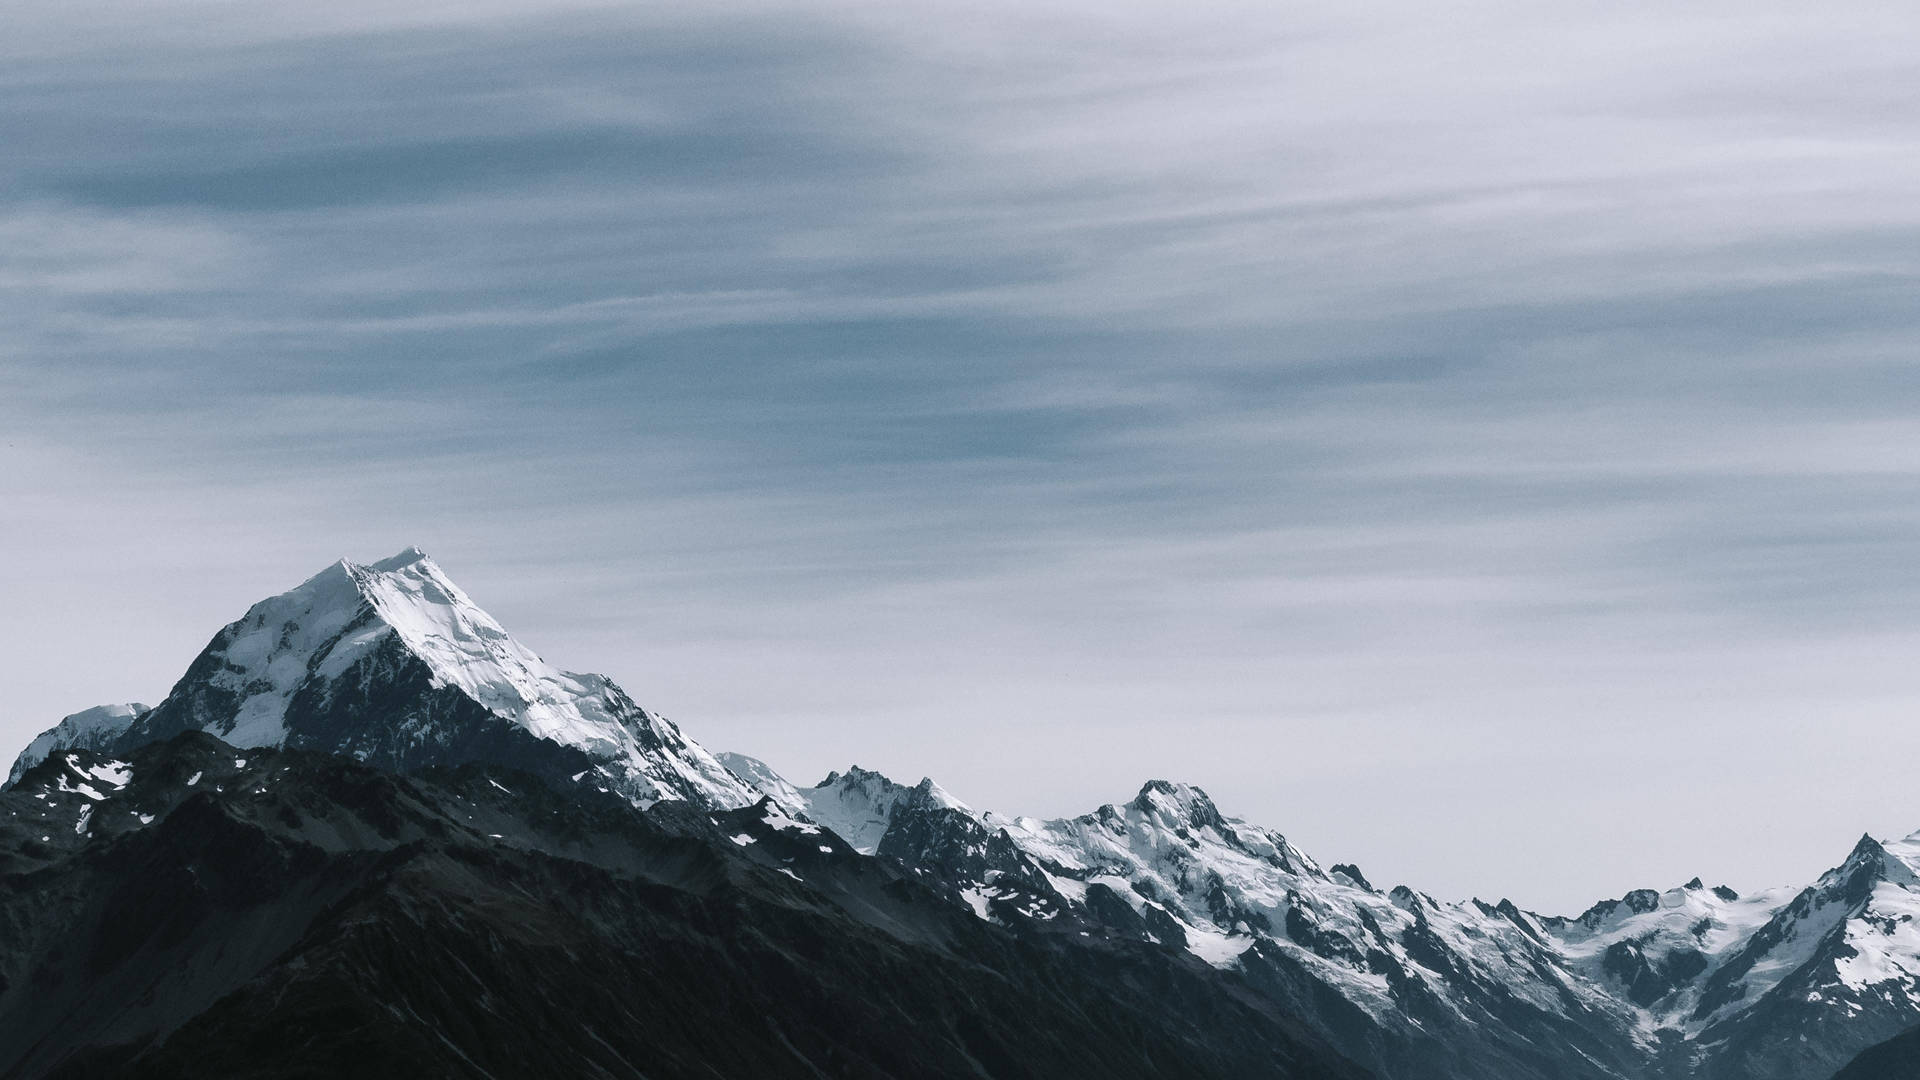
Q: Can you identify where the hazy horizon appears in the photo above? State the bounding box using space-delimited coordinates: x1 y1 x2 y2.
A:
7 0 1920 914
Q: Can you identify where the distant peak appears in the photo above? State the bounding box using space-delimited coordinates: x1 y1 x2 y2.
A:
1623 888 1661 914
1331 863 1376 892
818 765 895 790
363 546 434 572
1130 779 1224 829
910 775 969 812
1850 833 1887 861
287 548 439 601
716 752 809 816
68 702 150 723
717 751 783 785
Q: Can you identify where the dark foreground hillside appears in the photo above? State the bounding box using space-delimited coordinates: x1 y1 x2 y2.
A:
1832 1024 1920 1080
0 733 1368 1080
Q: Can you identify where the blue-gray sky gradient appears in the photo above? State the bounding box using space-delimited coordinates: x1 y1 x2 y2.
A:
5 0 1920 911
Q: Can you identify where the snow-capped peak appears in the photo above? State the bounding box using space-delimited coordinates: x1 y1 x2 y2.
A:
155 548 576 750
1832 831 1920 889
365 544 432 572
1129 779 1226 831
788 765 968 854
16 549 754 810
5 703 150 787
338 549 627 755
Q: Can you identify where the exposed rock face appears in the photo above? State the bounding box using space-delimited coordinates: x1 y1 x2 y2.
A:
0 735 1368 1080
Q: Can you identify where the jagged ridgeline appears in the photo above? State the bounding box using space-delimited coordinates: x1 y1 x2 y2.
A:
7 549 1920 1080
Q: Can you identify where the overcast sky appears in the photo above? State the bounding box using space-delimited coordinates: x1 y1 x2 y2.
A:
5 0 1920 912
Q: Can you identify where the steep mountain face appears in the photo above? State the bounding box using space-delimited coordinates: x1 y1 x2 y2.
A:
729 756 1920 1080
1532 832 1920 1079
1537 878 1786 1015
0 734 1368 1080
8 549 753 810
1680 834 1920 1080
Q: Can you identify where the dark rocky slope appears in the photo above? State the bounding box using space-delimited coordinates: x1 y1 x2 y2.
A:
0 734 1369 1080
1831 1024 1920 1080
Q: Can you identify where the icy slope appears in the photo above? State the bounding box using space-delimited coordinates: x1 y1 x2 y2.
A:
5 703 149 787
1537 878 1798 1022
992 777 1652 1078
1834 832 1920 1001
796 766 968 855
1674 830 1920 1079
717 757 971 855
715 752 810 816
19 549 753 809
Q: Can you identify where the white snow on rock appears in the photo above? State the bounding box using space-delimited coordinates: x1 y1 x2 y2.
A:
958 886 993 920
1691 830 1920 1023
6 704 148 787
1832 831 1920 1001
1540 877 1800 1033
991 778 1590 1035
338 550 753 809
791 766 965 855
751 798 824 836
715 753 809 816
726 759 966 856
733 756 1920 1056
53 756 130 803
86 760 133 788
9 548 755 812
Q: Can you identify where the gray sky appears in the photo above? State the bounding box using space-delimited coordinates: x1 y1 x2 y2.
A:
5 0 1920 913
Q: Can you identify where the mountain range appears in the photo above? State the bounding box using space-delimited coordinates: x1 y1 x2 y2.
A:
6 548 1918 1079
